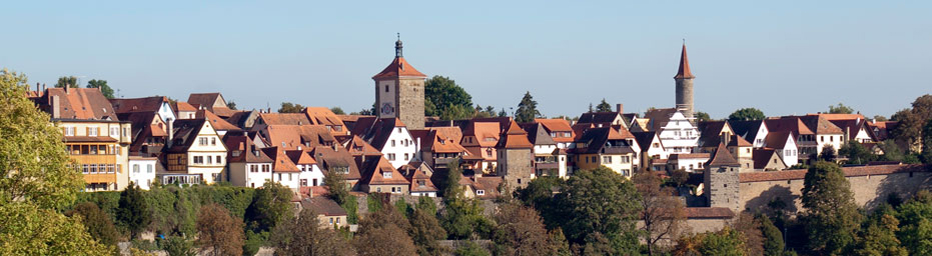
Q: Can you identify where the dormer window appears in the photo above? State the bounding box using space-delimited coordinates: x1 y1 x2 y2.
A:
383 171 392 178
476 190 485 195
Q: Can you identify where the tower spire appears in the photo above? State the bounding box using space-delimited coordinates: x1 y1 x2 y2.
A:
674 43 695 79
395 33 403 58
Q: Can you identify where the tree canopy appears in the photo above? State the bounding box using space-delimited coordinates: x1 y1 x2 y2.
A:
801 161 862 254
425 76 473 120
891 95 932 151
86 79 114 99
515 91 542 123
196 203 244 256
54 76 79 88
728 108 766 121
559 166 641 253
828 103 855 114
595 99 612 112
278 102 305 113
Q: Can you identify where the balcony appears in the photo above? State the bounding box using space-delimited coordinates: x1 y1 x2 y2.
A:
535 162 560 170
83 173 117 183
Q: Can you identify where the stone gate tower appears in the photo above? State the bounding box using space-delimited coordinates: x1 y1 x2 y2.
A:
674 43 695 119
704 143 741 213
373 36 427 130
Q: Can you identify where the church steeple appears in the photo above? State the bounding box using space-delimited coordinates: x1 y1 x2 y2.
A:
395 33 403 58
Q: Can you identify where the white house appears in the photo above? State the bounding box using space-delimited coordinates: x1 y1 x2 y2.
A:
657 110 699 155
730 120 769 149
353 117 418 168
128 155 158 190
668 153 710 172
266 148 301 190
764 131 799 167
224 135 273 188
287 150 326 187
163 118 228 185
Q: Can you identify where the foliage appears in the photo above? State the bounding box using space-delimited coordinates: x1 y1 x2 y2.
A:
595 99 612 112
516 176 565 230
801 161 862 254
734 213 764 256
728 108 766 121
355 205 419 256
225 101 237 110
759 215 784 256
66 202 120 246
668 168 689 187
873 115 889 122
673 227 748 256
839 141 875 165
694 111 712 122
330 107 345 115
162 236 196 256
54 75 79 88
271 208 354 256
118 184 152 239
819 145 837 162
0 69 84 210
633 171 686 255
441 158 464 198
891 95 932 151
853 212 908 256
244 181 294 234
440 159 492 240
515 91 542 123
491 203 558 256
894 192 932 255
923 119 932 163
0 202 113 255
278 102 305 113
454 241 490 256
559 166 642 253
86 79 115 99
409 200 447 256
425 76 473 118
196 203 244 256
325 168 358 223
828 103 855 114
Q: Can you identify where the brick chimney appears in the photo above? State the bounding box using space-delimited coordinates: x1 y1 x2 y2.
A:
616 104 624 113
167 119 174 148
51 95 60 119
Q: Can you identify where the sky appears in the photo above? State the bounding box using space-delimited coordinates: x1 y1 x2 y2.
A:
2 1 930 119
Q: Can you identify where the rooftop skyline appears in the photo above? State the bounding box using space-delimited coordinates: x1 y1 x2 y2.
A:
3 1 930 118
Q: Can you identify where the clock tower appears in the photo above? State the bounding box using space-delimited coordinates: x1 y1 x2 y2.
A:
373 35 427 130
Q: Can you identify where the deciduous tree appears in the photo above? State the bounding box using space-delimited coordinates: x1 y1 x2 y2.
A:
66 202 120 246
634 171 686 255
355 205 418 256
0 203 112 255
425 76 473 118
54 75 79 88
492 203 557 256
244 181 294 233
728 108 766 121
828 103 855 114
759 215 784 256
86 79 114 99
196 203 244 256
271 208 354 256
278 102 305 113
559 166 642 253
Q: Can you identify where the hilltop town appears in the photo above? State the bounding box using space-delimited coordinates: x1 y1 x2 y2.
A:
4 39 932 255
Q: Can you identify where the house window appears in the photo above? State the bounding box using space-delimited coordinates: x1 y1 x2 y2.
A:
746 148 751 153
262 165 270 172
207 156 213 164
199 137 208 146
476 190 485 195
383 172 392 178
377 187 382 192
385 85 389 92
133 164 140 173
602 156 612 163
404 153 409 161
387 153 396 161
591 156 597 163
110 127 119 137
251 165 258 172
88 127 98 136
211 137 217 145
418 180 426 187
301 179 307 186
90 164 98 174
620 156 630 163
82 164 89 174
147 164 153 173
288 173 293 181
820 136 824 142
391 140 396 147
391 187 396 192
216 155 222 164
277 173 282 181
64 126 75 136
486 148 493 157
336 218 341 224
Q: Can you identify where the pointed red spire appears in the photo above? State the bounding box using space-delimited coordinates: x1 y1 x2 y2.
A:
674 44 695 79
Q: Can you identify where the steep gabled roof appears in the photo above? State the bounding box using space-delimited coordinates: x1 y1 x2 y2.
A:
578 112 623 125
225 135 274 163
110 96 170 114
197 109 241 132
765 118 814 136
359 157 410 185
728 135 753 147
260 113 312 126
535 118 573 132
497 121 533 149
38 88 118 120
424 127 469 154
464 121 501 147
173 101 197 112
311 146 361 180
764 132 793 149
187 93 225 108
797 115 844 134
286 150 318 165
729 120 765 142
302 197 347 216
522 123 556 146
345 135 382 157
264 147 301 173
707 143 740 167
573 127 635 154
166 119 208 152
752 149 782 169
265 125 336 150
644 108 678 131
353 117 407 150
632 131 660 152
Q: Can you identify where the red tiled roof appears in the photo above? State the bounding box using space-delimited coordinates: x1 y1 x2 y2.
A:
497 121 533 149
372 57 427 79
301 197 347 216
669 153 711 160
265 147 301 173
684 207 734 219
40 88 118 120
707 143 740 167
174 101 197 112
739 164 928 182
110 96 169 114
197 109 241 131
674 44 695 79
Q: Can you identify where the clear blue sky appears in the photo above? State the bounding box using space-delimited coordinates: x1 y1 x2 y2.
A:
3 1 930 119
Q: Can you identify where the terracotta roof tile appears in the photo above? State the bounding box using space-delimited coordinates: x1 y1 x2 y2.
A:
707 143 740 167
197 109 241 131
674 44 695 79
110 96 169 114
739 164 928 182
372 57 427 79
301 197 347 216
497 121 534 149
684 207 734 219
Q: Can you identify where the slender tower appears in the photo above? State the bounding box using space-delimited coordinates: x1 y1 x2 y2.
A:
372 35 427 130
674 43 695 119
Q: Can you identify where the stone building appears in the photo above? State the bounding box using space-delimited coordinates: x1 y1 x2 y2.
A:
373 36 427 130
704 143 741 213
496 121 534 189
674 43 695 119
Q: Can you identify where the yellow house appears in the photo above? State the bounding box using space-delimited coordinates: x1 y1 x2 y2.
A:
572 127 636 177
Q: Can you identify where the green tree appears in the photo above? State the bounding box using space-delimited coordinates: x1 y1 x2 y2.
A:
66 202 120 247
922 119 932 163
894 192 932 255
695 111 713 122
595 99 612 112
330 107 345 115
424 76 473 117
54 75 79 88
325 168 358 224
516 176 566 230
559 166 641 253
441 159 492 239
878 140 905 162
271 208 354 256
680 227 748 256
819 145 837 162
86 79 114 99
839 141 875 164
515 91 542 123
118 183 151 239
409 198 447 256
196 203 244 256
440 104 474 121
225 101 237 110
891 95 932 151
759 215 784 256
853 213 908 256
454 241 489 256
244 181 294 234
801 161 862 254
828 103 855 114
355 205 419 256
728 108 766 121
0 203 112 255
278 102 305 113
873 115 889 122
162 236 196 256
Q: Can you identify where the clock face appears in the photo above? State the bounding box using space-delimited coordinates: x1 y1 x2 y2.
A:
381 103 395 115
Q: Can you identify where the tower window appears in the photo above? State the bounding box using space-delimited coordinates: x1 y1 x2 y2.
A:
385 85 389 92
